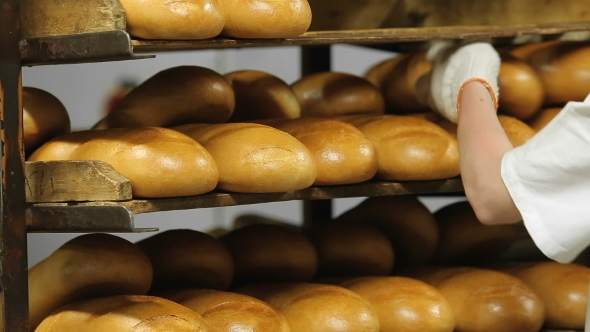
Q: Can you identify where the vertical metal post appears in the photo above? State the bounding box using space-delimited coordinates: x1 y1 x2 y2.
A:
301 45 333 226
1 0 29 329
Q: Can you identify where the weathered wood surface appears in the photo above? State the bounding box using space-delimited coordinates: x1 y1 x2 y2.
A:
25 160 132 203
20 0 126 39
36 178 464 214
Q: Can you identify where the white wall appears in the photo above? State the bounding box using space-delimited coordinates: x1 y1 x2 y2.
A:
24 45 464 267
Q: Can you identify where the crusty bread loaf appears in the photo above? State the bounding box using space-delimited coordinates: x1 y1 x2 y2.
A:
380 52 432 113
118 0 224 39
338 114 460 181
498 53 545 120
174 122 316 193
103 66 235 128
258 117 378 185
303 221 395 277
498 115 536 147
524 41 590 104
160 289 291 332
364 56 404 88
225 70 301 121
335 195 439 268
432 201 517 266
23 87 71 156
219 224 318 285
236 283 380 332
29 234 153 330
338 276 456 332
403 267 545 332
36 295 211 332
233 213 301 232
220 0 311 38
136 229 234 292
497 262 590 329
292 72 385 117
28 127 219 198
527 107 562 131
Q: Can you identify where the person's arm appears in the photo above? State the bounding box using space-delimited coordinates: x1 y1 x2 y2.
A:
457 81 522 225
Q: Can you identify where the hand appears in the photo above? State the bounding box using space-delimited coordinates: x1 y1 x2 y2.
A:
415 41 501 123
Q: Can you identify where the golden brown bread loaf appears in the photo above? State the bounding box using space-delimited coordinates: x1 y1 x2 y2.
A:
380 52 432 113
432 201 517 266
258 117 378 185
498 53 545 120
335 195 439 268
338 276 456 332
159 289 292 332
524 41 590 104
403 267 545 332
291 72 386 117
225 70 301 121
498 115 536 147
338 114 460 181
527 107 562 131
29 234 153 330
236 283 380 332
35 295 211 332
118 0 224 40
136 229 234 292
364 56 404 88
303 221 395 277
28 127 219 198
174 122 316 193
102 66 235 128
497 262 590 329
219 224 318 285
23 87 71 156
220 0 312 38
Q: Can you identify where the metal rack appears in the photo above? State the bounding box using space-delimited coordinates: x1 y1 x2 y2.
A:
3 0 590 330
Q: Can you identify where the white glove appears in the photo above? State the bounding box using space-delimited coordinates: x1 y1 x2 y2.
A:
416 42 501 123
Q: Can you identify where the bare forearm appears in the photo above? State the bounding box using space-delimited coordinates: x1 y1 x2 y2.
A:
457 81 522 225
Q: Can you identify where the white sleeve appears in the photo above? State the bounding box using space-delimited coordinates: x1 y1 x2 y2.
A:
501 94 590 263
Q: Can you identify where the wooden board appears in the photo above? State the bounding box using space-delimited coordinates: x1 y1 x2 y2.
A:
25 160 132 203
35 179 464 214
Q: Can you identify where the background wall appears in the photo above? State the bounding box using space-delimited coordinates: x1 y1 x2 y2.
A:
23 45 464 267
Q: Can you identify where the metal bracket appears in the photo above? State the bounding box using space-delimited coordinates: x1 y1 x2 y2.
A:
26 204 158 233
19 30 154 66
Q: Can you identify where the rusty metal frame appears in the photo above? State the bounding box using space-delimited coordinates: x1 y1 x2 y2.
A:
0 0 29 329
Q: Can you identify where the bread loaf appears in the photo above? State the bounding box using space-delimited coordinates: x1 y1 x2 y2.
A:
258 117 378 185
524 41 590 104
364 56 404 88
236 283 380 332
497 262 590 329
174 123 316 193
28 127 219 198
498 53 545 120
338 114 460 181
23 87 71 156
136 229 234 292
498 115 536 147
338 276 456 332
432 201 517 266
292 72 385 117
220 0 311 38
303 221 395 277
233 213 300 232
29 234 153 330
219 224 318 285
403 267 545 332
36 295 211 332
335 195 439 268
118 0 224 39
160 289 291 332
380 52 432 113
527 107 562 131
103 66 235 128
225 70 301 121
